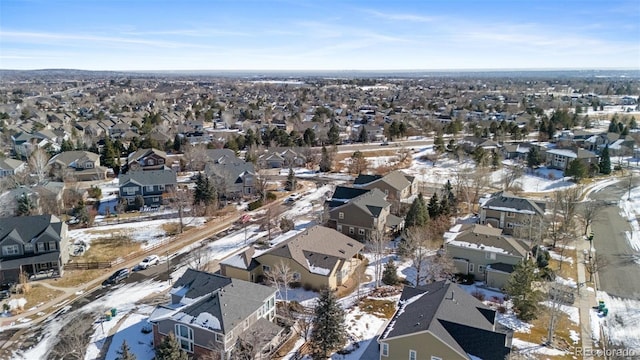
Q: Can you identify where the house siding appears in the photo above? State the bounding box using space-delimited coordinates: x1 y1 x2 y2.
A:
446 243 522 281
255 253 339 290
382 331 467 360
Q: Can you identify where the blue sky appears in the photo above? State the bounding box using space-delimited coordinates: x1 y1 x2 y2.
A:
1 0 639 71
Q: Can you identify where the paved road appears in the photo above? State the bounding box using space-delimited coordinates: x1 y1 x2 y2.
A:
587 179 640 300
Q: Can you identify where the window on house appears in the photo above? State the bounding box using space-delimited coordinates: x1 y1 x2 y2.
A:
478 265 485 273
358 228 365 236
431 357 443 360
48 241 57 251
24 244 33 252
262 265 271 273
381 343 389 357
468 263 474 273
147 159 155 165
158 159 165 164
506 222 515 229
159 184 165 191
486 252 496 260
85 162 93 168
2 245 19 256
337 225 342 232
174 324 194 353
409 350 417 360
215 333 224 343
384 189 389 195
145 185 154 192
338 212 344 219
506 211 515 217
293 272 301 281
349 227 354 234
124 187 137 195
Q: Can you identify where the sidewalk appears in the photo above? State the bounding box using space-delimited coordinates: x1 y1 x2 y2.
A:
575 230 599 360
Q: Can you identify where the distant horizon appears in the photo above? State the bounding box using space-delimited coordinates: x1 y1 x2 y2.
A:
1 0 638 71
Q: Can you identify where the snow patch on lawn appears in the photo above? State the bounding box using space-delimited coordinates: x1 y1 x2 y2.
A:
618 186 640 252
595 291 640 349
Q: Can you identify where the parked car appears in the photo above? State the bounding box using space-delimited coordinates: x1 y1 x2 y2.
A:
102 268 130 286
0 283 15 300
138 255 160 270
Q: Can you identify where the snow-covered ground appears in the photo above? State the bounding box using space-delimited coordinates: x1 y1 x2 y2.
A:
618 185 640 252
592 291 640 349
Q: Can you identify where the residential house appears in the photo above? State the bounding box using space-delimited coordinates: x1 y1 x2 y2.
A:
479 191 546 235
0 158 26 178
118 169 176 209
0 187 39 218
47 150 108 181
353 170 417 211
501 143 532 162
326 186 370 208
149 269 283 360
545 147 598 171
378 281 512 360
204 149 243 165
205 162 255 200
259 148 307 169
0 215 69 283
444 224 530 289
221 225 365 290
126 148 168 172
329 188 403 241
11 131 61 159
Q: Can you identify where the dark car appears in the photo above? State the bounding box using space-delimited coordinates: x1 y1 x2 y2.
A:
102 268 130 286
0 283 15 299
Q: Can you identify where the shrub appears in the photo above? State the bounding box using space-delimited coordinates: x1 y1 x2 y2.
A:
266 191 277 201
247 199 263 211
497 305 507 314
471 290 485 301
280 217 295 232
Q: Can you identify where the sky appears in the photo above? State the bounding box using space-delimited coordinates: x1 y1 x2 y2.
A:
0 0 639 71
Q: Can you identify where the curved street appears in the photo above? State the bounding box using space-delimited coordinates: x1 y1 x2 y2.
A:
587 178 640 300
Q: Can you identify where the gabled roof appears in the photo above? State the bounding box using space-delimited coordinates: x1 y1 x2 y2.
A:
48 150 100 167
205 161 255 183
380 281 511 360
328 186 370 208
126 148 167 163
0 158 25 171
119 168 176 187
0 215 63 246
204 149 242 165
220 246 260 271
446 224 529 258
545 147 597 159
480 191 545 216
353 174 382 185
332 188 390 218
257 225 364 276
155 269 276 334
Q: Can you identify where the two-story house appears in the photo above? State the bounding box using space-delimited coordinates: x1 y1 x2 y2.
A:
205 162 256 200
378 281 512 360
259 148 307 169
118 169 177 209
444 224 530 289
329 188 403 241
479 191 546 235
0 158 26 178
220 225 365 291
47 150 108 181
149 269 283 360
0 215 69 283
353 170 417 212
126 148 168 172
545 147 598 171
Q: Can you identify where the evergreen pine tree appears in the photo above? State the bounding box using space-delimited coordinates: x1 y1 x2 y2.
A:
491 150 501 170
505 260 542 321
527 146 542 168
440 180 457 215
319 145 332 172
155 333 189 360
16 194 35 216
310 288 346 359
405 194 428 228
101 136 118 169
599 144 611 175
427 193 440 218
193 172 216 206
358 126 368 143
565 159 588 183
173 134 182 152
116 340 136 360
285 168 296 191
382 260 399 285
327 124 340 145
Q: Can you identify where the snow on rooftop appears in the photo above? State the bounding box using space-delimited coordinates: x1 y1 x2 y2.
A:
447 240 509 254
305 258 331 275
193 312 221 330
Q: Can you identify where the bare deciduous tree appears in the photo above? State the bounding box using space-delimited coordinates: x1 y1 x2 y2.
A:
166 186 193 234
187 244 212 272
403 225 441 287
182 143 208 171
580 200 604 236
28 148 50 185
265 260 294 302
502 164 524 192
367 230 385 288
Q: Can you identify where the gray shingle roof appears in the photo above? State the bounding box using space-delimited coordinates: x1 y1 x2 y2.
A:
380 281 511 360
0 215 63 245
119 168 177 186
482 191 545 216
450 224 529 258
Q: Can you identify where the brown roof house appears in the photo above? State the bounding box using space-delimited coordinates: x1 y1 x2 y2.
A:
220 225 364 291
378 281 512 360
47 150 108 181
329 188 404 241
444 224 530 289
479 191 546 235
353 170 418 212
149 269 283 360
126 148 168 172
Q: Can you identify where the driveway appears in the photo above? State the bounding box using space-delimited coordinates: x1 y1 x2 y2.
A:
587 180 640 299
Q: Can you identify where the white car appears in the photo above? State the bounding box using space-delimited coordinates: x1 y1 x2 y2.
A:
138 255 160 269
